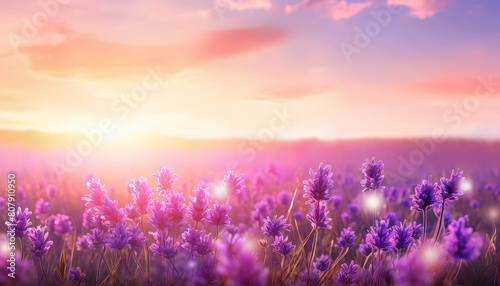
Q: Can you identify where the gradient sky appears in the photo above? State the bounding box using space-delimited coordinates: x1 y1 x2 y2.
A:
0 0 499 140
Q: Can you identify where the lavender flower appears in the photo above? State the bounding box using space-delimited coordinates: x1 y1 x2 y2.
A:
82 179 107 209
261 215 290 237
217 243 268 286
69 267 86 286
53 214 74 236
330 195 342 211
207 201 232 227
439 169 465 202
359 243 372 257
76 235 89 251
35 198 51 222
124 203 141 221
95 196 126 227
410 176 440 212
360 157 385 192
152 166 178 195
187 185 210 224
383 212 399 228
333 260 360 286
395 252 433 286
410 222 423 239
445 217 482 262
277 190 292 206
313 255 329 272
148 199 172 232
197 255 219 285
303 163 334 204
223 170 245 197
393 220 414 251
335 227 357 248
271 235 294 257
165 191 186 228
27 226 53 257
471 200 480 209
181 226 204 257
129 177 154 215
251 200 271 222
5 207 32 238
366 220 395 252
82 211 91 230
45 184 58 199
307 201 332 229
197 233 214 256
87 228 107 249
150 230 179 259
106 223 132 251
128 222 146 250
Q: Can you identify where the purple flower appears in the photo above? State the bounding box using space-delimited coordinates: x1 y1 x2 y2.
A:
330 195 342 211
271 235 294 257
106 222 132 251
45 184 58 199
277 190 292 206
165 191 186 228
360 157 385 192
27 226 53 257
197 233 214 256
217 243 268 286
410 222 423 239
251 200 272 222
395 252 433 286
382 212 399 228
82 179 107 209
35 198 51 222
152 166 178 195
359 243 372 257
471 200 480 209
197 255 219 285
82 211 91 230
5 207 32 238
150 230 179 259
313 255 329 272
445 217 483 262
439 169 465 202
87 228 107 249
124 203 141 221
394 220 414 251
410 176 441 212
335 227 357 248
95 196 126 227
181 226 204 258
293 211 303 221
223 170 245 197
261 215 290 237
187 185 210 224
148 199 172 232
303 163 334 204
366 220 395 252
307 201 332 229
53 214 74 236
129 177 154 215
333 260 360 286
76 235 89 251
127 222 146 250
69 267 86 286
207 201 232 227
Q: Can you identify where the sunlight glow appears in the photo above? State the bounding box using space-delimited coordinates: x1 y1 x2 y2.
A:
365 193 382 211
462 180 473 193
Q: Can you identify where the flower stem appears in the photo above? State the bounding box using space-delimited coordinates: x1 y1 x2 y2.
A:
141 215 151 285
306 228 319 286
39 257 50 286
434 202 445 243
423 210 428 242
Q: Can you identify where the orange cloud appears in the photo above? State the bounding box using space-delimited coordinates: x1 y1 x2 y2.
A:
256 85 336 100
387 0 452 19
14 25 288 81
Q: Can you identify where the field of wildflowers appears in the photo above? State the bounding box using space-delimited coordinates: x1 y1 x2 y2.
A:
1 142 499 286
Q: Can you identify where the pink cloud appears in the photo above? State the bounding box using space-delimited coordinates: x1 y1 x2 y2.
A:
286 0 372 20
330 1 372 21
215 0 272 11
387 0 452 19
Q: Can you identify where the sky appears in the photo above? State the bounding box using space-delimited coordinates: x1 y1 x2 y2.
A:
0 0 499 140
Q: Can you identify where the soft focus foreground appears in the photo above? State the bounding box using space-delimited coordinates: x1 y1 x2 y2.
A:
1 139 500 286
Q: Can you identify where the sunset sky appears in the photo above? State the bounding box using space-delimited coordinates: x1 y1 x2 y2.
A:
0 0 499 140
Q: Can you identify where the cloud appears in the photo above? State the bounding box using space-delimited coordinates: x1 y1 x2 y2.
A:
14 25 288 81
330 1 372 21
387 0 452 19
215 0 272 11
286 0 372 20
397 74 480 96
256 85 336 100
